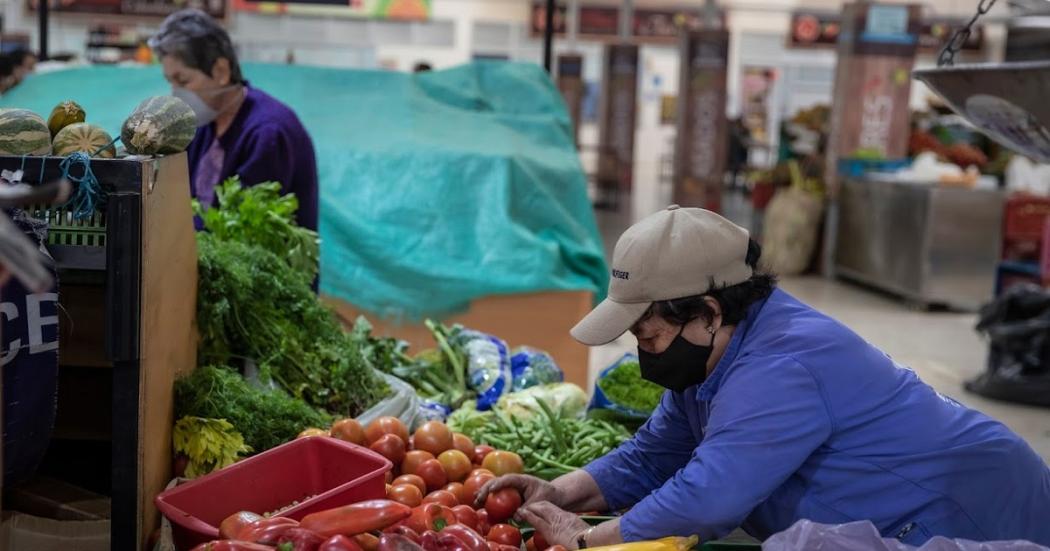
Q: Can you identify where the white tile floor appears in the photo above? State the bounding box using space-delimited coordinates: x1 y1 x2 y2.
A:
587 276 1050 462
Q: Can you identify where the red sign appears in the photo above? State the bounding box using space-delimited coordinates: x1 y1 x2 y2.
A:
531 2 722 41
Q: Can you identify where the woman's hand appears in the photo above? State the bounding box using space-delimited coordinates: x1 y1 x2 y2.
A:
476 475 563 512
516 502 590 551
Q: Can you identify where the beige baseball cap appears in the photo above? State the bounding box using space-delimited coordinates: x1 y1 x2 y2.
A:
571 205 753 346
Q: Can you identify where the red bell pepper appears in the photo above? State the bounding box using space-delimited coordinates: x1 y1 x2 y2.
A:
439 524 488 551
301 500 413 537
276 527 327 551
219 511 263 539
354 533 381 551
405 503 457 534
237 517 301 544
378 533 427 551
436 533 470 551
190 541 274 551
320 535 366 551
384 525 422 543
420 530 441 551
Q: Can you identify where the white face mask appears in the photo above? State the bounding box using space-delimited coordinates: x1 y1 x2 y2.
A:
172 85 239 127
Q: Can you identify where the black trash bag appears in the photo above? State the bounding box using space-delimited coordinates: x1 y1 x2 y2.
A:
966 284 1050 407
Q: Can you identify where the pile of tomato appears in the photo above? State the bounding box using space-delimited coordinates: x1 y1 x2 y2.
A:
192 418 561 551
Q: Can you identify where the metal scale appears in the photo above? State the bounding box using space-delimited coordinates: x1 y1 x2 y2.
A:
915 0 1050 163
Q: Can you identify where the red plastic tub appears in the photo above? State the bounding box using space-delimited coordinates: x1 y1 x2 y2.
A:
156 436 392 550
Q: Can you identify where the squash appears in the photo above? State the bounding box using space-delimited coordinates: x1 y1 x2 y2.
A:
47 100 86 138
121 96 196 156
53 122 116 158
0 109 51 156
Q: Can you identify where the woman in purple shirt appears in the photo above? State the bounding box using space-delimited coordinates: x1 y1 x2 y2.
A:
149 9 318 231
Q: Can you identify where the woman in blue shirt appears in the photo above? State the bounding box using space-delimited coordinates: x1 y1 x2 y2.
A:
479 206 1050 548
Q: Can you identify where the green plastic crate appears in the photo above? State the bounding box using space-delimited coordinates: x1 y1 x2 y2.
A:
25 203 106 248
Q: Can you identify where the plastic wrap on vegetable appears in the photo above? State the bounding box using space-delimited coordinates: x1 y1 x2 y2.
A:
587 353 664 428
418 399 452 423
496 383 587 420
455 330 512 411
509 347 563 392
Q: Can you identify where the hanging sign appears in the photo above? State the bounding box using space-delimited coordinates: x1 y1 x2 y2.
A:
674 30 729 212
788 11 983 51
599 44 640 191
531 2 723 43
232 0 429 20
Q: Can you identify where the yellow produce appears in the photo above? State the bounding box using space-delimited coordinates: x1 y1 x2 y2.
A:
587 536 699 551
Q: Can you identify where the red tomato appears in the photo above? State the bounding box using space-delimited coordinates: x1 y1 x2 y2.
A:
450 505 479 530
370 433 407 465
402 450 436 476
365 417 410 445
330 418 367 446
393 474 427 495
463 472 495 504
299 428 328 438
388 483 424 507
525 537 537 551
487 525 521 547
422 490 459 508
413 421 454 456
532 531 548 550
544 546 568 551
487 542 502 551
438 450 473 482
443 482 471 505
473 445 495 465
416 459 449 492
484 488 522 524
452 433 475 457
469 468 493 479
482 451 524 476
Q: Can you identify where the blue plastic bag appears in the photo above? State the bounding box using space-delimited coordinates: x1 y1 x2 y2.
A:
458 330 512 411
588 353 653 421
509 347 563 392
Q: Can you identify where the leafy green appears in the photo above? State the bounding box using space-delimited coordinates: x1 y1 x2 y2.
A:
193 176 319 281
172 416 252 478
373 320 473 409
175 365 333 453
597 360 664 413
195 233 389 417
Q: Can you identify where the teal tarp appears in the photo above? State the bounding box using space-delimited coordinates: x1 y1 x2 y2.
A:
0 62 608 317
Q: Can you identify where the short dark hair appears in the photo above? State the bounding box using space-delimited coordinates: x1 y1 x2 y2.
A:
8 49 35 66
648 239 777 327
149 9 244 84
0 55 15 78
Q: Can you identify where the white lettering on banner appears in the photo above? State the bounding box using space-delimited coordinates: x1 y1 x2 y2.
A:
1 292 59 365
1 301 20 366
859 94 893 151
27 292 58 354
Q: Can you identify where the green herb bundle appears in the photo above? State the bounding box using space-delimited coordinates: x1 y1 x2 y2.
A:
196 234 388 417
193 177 319 281
373 320 472 409
175 365 333 453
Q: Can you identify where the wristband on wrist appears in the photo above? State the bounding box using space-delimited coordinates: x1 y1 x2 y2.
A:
577 527 595 550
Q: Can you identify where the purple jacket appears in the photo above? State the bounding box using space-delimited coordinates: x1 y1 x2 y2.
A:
186 85 318 231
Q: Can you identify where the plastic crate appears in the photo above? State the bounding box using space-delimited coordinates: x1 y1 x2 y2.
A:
1004 194 1050 242
155 436 391 550
24 203 107 247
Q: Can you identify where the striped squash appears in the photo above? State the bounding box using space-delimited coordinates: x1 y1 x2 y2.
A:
0 109 51 156
47 100 87 138
53 122 116 158
121 96 196 156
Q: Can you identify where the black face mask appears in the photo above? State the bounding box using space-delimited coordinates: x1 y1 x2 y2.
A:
638 325 716 392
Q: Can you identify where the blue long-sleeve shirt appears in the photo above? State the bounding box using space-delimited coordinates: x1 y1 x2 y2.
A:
584 288 1050 546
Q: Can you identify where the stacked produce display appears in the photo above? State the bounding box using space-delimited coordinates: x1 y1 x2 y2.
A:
188 416 697 551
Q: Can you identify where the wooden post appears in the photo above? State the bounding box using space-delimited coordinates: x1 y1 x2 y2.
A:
674 30 730 212
599 44 640 193
556 54 584 147
825 2 920 197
